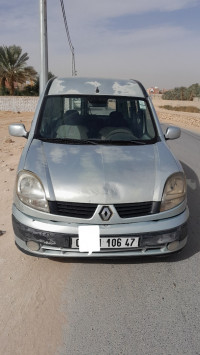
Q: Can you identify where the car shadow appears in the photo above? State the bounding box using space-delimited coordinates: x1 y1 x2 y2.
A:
176 161 200 259
51 161 200 265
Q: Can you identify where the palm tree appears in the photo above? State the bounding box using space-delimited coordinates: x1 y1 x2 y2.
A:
0 45 37 95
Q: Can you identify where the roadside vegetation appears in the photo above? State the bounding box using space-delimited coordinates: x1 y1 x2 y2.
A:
0 45 54 96
17 71 55 96
0 45 37 95
162 83 200 101
159 105 200 113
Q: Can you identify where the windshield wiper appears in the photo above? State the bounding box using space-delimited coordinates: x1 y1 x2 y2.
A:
39 137 149 145
39 137 99 145
126 140 146 145
80 139 99 145
97 139 147 145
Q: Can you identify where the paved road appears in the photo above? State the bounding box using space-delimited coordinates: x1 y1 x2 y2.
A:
57 129 200 355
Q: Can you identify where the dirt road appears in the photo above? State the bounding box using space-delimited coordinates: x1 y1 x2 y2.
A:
0 112 70 355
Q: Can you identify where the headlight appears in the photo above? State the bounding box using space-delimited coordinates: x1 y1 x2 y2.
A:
16 171 49 212
160 172 186 212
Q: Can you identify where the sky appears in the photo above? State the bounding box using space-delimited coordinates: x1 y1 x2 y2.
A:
0 0 200 89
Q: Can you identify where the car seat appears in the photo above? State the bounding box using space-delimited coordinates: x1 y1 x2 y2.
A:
56 110 88 139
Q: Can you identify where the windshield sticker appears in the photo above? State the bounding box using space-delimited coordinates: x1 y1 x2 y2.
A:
139 101 146 110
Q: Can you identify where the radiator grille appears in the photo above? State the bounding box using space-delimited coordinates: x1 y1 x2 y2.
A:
49 201 160 219
49 201 97 219
114 202 158 218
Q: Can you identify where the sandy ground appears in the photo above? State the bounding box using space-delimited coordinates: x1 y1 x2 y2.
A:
0 112 70 355
153 98 200 133
0 106 200 354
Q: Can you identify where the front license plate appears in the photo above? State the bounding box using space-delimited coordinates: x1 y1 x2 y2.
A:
71 237 139 249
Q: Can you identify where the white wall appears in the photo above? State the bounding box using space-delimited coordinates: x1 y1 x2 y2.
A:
0 96 39 112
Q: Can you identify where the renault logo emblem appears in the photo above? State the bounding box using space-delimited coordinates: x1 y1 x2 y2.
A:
99 206 112 221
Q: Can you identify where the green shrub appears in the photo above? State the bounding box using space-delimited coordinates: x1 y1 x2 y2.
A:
162 83 200 101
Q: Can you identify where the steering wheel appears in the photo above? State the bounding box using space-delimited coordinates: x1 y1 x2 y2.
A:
104 128 135 140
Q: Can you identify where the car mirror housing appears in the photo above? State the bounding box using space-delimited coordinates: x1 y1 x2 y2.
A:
165 126 181 140
9 124 28 138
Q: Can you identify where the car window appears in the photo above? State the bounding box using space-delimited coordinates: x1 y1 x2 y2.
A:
37 95 157 143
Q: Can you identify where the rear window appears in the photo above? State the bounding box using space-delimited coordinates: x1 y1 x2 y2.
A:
36 95 157 143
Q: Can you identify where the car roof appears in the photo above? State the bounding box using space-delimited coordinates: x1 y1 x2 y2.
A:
47 77 148 98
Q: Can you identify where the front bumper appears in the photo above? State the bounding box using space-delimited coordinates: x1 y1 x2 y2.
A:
12 204 189 258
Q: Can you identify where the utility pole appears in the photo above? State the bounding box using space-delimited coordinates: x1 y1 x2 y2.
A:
39 0 48 95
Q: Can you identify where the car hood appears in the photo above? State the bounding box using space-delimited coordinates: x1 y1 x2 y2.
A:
24 140 180 204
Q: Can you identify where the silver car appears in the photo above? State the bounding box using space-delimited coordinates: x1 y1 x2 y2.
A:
9 77 189 257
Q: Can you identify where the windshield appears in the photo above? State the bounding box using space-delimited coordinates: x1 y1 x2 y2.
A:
36 95 157 144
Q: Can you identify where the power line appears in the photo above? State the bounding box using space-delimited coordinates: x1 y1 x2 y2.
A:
59 0 77 76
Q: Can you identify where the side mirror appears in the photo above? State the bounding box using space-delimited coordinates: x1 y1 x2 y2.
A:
165 126 181 140
9 124 28 138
